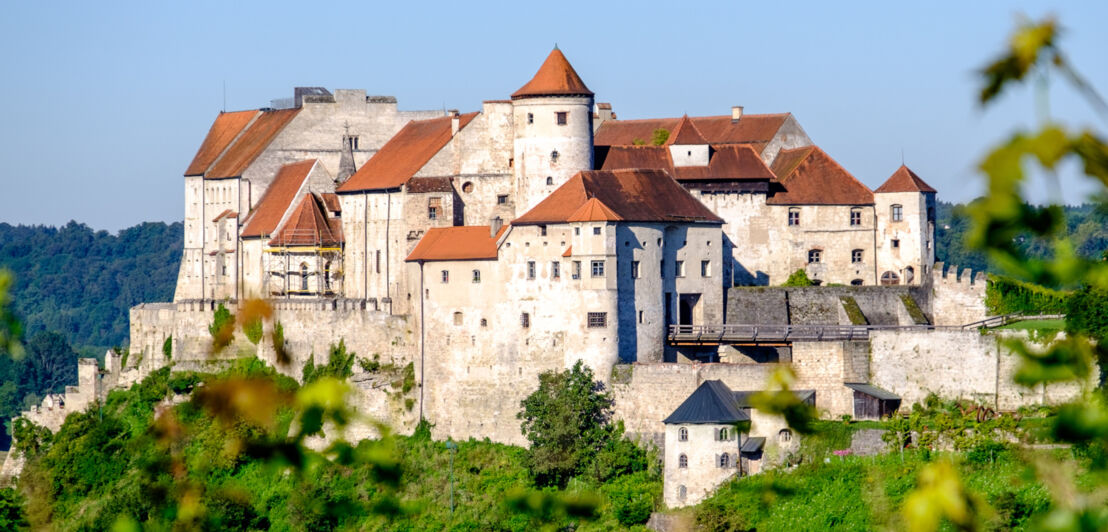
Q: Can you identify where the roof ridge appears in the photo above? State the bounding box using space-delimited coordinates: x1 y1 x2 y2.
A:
666 114 709 145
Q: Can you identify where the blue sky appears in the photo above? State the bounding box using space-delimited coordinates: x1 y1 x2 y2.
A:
1 1 1106 231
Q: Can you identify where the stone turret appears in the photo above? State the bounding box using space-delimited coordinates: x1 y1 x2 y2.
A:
511 47 595 213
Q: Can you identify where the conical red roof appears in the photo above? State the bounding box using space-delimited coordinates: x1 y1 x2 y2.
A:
875 165 937 193
511 48 593 99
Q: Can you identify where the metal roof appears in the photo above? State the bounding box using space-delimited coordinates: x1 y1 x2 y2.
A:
845 383 900 401
663 380 749 425
740 437 766 453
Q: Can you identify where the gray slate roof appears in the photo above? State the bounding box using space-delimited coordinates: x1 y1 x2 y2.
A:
845 383 900 401
741 437 766 453
663 380 750 424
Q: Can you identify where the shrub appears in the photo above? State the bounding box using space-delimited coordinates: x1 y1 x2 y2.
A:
161 335 172 359
302 340 356 384
650 128 670 146
985 275 1069 315
0 487 28 531
782 269 814 287
1065 285 1108 342
243 318 263 345
209 303 235 338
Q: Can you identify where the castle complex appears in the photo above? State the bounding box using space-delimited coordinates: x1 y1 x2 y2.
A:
4 48 1093 505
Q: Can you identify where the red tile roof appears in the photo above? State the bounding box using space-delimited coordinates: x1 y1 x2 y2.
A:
562 246 572 257
185 110 257 176
875 165 937 194
320 193 341 213
511 48 593 99
667 115 708 145
594 113 792 151
599 145 775 181
337 113 477 193
567 198 623 222
514 169 723 225
405 226 504 262
206 108 301 179
268 193 342 247
768 147 874 205
241 160 316 238
211 209 237 223
407 176 455 193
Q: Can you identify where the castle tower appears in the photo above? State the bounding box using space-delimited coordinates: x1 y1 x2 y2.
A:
874 165 937 285
511 47 595 213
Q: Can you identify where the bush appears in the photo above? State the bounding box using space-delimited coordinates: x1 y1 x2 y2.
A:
0 487 28 531
1065 285 1108 342
985 275 1070 315
302 340 356 384
243 318 263 345
782 269 814 287
603 471 658 526
209 303 235 338
161 335 172 359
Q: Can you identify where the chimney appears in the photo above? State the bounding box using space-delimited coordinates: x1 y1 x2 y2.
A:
449 109 461 136
490 217 503 238
595 102 614 124
731 106 744 123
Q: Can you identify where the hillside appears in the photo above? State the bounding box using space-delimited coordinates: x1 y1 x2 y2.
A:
0 221 182 355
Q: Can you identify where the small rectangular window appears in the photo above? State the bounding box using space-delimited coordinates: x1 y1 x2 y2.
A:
587 312 607 328
497 194 508 205
556 111 568 125
660 260 665 278
808 250 822 263
572 261 582 279
892 204 903 222
852 249 863 263
574 227 580 235
428 197 441 220
375 250 381 274
850 209 861 226
521 312 530 328
631 261 640 279
540 225 547 236
527 261 536 280
527 113 534 124
441 270 449 283
788 209 800 226
892 239 900 248
593 226 601 235
701 260 711 277
638 310 644 324
454 312 463 326
591 260 605 277
472 269 481 283
675 260 685 277
551 261 560 279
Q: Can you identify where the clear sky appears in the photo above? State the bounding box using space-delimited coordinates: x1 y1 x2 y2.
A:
1 1 1106 232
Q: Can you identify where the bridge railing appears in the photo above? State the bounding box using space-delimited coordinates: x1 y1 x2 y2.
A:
667 324 875 343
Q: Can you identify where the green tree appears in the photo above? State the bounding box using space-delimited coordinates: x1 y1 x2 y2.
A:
518 360 619 487
0 487 28 531
17 331 77 399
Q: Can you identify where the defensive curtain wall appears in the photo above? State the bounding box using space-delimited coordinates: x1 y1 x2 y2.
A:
5 261 1087 481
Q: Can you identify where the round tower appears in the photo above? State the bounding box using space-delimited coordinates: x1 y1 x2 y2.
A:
511 47 595 213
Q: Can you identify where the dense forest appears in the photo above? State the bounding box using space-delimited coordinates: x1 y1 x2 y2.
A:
935 200 1108 277
0 221 181 446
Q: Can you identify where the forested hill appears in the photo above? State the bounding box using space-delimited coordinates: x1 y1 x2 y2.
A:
0 221 182 354
935 200 1108 276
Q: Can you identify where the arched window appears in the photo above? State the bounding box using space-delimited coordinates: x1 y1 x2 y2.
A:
300 263 309 291
546 176 554 185
677 485 687 501
881 271 900 285
550 150 559 164
719 427 729 441
779 429 792 443
905 266 915 283
678 427 688 442
462 181 474 193
719 454 731 468
678 453 688 468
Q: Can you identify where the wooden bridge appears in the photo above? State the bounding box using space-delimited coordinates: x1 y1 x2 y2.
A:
667 314 1065 346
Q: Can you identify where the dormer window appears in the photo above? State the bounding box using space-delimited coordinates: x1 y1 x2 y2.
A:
556 112 567 125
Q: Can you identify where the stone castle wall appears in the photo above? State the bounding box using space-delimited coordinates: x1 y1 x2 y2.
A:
930 262 988 326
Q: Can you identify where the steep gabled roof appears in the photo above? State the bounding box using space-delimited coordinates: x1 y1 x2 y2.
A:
337 113 478 193
666 115 708 145
511 47 593 99
185 110 258 176
405 226 505 262
241 160 316 238
594 113 793 152
599 145 776 182
205 108 301 179
768 146 874 205
268 193 341 247
875 165 937 194
663 381 749 425
513 169 723 225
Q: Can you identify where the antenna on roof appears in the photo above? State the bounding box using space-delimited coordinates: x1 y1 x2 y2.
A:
222 80 226 113
901 148 905 166
554 42 558 50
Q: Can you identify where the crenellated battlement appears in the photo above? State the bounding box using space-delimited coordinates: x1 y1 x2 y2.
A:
929 262 989 326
